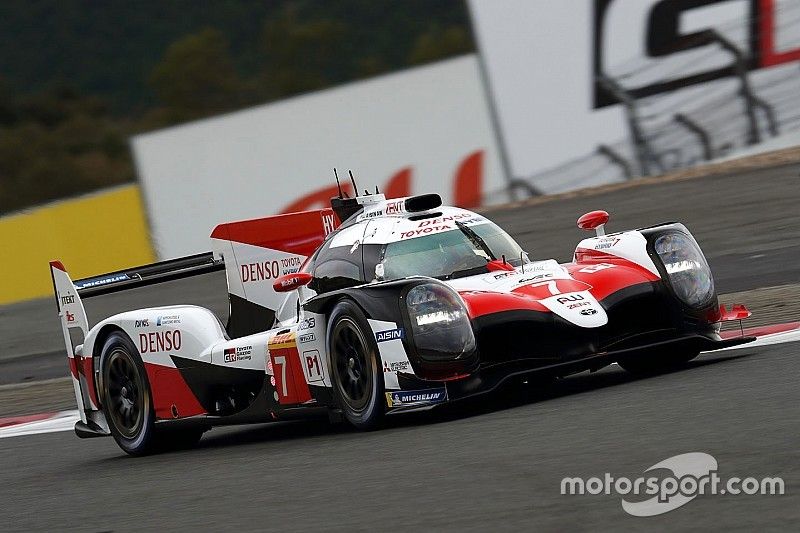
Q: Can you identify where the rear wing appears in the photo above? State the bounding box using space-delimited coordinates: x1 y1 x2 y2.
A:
69 252 224 299
49 252 224 337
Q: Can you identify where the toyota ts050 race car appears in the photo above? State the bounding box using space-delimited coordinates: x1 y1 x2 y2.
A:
50 187 754 455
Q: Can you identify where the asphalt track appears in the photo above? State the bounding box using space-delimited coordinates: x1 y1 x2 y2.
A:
1 341 798 531
1 159 800 530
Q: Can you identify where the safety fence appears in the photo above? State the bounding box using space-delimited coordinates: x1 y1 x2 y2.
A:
495 2 800 198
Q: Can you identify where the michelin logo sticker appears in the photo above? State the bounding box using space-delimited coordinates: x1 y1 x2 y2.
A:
386 388 447 408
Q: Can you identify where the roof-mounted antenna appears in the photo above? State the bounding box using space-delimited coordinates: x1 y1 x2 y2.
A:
333 168 343 199
348 170 359 197
375 185 379 194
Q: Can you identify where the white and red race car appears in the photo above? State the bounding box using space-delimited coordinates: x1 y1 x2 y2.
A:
50 190 753 455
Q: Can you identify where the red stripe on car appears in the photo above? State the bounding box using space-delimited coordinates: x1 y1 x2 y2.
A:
211 208 338 257
144 363 207 420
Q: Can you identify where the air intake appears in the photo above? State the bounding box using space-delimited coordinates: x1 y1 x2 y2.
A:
405 194 442 213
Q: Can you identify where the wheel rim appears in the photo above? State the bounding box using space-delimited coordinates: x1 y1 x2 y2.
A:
331 317 373 412
106 348 146 439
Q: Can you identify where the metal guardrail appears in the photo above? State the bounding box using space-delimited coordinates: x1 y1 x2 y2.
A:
499 30 797 200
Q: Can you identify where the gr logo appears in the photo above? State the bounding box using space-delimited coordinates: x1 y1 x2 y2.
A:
593 0 800 108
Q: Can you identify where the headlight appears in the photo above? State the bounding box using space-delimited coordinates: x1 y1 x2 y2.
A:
654 232 715 308
406 283 476 360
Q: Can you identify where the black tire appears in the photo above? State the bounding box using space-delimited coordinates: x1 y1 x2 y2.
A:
327 300 385 430
100 332 158 455
617 349 700 375
100 331 205 455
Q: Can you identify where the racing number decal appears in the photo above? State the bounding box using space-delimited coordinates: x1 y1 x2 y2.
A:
274 355 288 397
529 280 560 296
268 333 313 405
516 278 592 299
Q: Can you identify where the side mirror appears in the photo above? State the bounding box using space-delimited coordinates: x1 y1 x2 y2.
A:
577 210 610 236
273 272 313 293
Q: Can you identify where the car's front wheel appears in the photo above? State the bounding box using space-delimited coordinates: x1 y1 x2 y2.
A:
327 300 384 430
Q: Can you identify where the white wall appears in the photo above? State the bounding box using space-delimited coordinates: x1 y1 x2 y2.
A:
132 56 505 259
469 0 800 192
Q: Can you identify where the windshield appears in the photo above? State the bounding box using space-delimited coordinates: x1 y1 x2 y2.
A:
380 222 528 281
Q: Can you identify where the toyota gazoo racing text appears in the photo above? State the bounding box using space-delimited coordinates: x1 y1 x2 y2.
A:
50 189 754 454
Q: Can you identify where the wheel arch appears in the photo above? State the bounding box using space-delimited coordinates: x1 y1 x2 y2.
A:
92 324 129 359
304 278 423 324
91 324 130 408
316 293 364 320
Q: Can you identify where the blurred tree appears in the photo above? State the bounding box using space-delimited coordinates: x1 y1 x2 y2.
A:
0 1 473 112
0 87 133 214
149 28 244 121
0 77 18 126
260 5 350 98
408 25 472 65
355 56 389 77
0 1 475 214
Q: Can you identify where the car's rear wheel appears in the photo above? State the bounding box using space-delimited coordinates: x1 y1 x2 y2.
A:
617 348 699 374
327 301 384 430
100 332 157 455
100 331 204 455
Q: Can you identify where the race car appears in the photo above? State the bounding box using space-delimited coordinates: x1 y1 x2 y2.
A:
50 188 754 455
